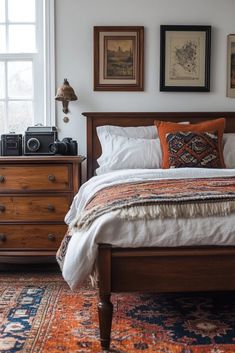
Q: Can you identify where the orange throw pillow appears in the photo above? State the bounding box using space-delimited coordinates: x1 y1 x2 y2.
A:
155 118 226 169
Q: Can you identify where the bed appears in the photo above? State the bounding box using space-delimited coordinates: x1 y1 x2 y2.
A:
63 112 235 351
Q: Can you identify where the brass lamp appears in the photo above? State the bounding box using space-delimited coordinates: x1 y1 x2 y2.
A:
55 78 78 114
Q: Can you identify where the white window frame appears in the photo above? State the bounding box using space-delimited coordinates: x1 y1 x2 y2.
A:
42 0 55 126
0 0 55 132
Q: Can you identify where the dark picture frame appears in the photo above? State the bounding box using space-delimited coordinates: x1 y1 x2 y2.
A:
227 34 235 98
94 26 144 91
160 25 211 92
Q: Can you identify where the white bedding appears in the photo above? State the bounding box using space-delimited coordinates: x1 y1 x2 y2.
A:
62 168 235 290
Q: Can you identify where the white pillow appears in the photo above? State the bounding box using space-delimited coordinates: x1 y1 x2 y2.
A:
97 125 157 166
97 125 157 140
97 122 189 166
96 135 162 175
223 133 235 168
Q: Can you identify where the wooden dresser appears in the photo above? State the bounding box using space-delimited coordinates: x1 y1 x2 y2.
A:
0 155 84 263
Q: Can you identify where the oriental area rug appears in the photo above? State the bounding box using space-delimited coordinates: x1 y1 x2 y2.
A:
0 272 235 353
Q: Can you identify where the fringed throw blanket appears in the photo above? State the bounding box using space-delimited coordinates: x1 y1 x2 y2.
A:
73 176 235 230
57 176 235 270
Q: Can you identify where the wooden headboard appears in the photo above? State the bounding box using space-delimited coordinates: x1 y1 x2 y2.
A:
82 112 235 179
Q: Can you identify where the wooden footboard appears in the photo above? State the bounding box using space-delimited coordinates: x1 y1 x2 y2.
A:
97 244 235 350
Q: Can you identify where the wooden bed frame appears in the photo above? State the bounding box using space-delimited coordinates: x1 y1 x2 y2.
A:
83 111 235 351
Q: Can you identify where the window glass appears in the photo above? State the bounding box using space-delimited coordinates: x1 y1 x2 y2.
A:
0 62 5 99
9 25 36 53
0 25 6 53
0 0 5 22
0 0 55 133
8 61 33 99
8 0 35 22
8 101 33 133
0 102 5 133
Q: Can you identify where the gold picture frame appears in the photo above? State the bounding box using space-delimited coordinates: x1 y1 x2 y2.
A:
94 26 144 91
227 34 235 98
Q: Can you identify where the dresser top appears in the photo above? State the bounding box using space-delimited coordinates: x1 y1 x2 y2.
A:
0 155 86 163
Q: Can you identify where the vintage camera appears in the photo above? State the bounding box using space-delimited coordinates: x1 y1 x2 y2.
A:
0 133 22 156
24 126 57 155
48 138 78 155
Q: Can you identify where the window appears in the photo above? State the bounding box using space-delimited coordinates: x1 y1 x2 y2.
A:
0 0 55 135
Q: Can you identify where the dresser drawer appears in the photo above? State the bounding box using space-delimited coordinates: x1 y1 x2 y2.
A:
0 155 84 262
0 164 71 192
0 195 71 221
0 224 67 249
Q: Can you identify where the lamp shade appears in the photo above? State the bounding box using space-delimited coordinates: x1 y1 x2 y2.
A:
55 79 78 114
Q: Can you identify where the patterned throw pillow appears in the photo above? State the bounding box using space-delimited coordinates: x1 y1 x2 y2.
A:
155 118 226 169
166 131 222 168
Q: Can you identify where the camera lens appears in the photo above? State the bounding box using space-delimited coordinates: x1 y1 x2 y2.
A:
48 141 68 155
27 138 40 152
48 143 57 154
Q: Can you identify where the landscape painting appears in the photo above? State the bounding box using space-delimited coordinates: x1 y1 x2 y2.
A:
104 36 135 79
94 26 144 91
231 43 235 89
231 42 235 88
227 34 235 97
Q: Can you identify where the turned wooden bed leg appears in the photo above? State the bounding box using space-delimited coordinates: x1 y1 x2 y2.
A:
98 293 113 350
98 244 113 351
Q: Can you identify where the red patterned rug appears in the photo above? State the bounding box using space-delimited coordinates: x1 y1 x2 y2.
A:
0 272 235 353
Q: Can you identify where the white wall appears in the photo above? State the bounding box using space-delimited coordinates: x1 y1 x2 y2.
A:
55 0 235 157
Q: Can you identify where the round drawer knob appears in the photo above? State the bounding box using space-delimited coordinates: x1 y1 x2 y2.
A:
0 233 6 242
48 174 56 182
0 205 5 212
47 204 55 212
48 233 56 241
0 175 5 183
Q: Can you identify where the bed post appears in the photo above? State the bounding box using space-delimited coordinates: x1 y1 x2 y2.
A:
97 244 113 350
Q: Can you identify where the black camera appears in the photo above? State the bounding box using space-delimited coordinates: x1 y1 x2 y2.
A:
24 126 57 155
48 138 78 155
0 133 22 156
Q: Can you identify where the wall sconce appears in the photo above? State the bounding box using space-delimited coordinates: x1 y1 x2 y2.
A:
55 78 78 114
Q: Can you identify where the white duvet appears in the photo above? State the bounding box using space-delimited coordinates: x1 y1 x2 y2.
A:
62 168 235 290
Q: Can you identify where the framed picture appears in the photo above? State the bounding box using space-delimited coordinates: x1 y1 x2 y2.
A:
160 25 211 92
227 34 235 98
94 26 144 91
